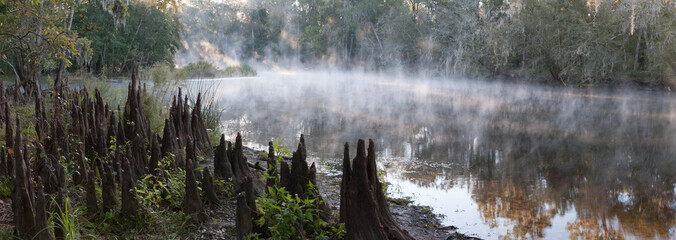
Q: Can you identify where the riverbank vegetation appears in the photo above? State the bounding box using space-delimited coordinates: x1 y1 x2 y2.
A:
180 0 676 86
3 0 675 92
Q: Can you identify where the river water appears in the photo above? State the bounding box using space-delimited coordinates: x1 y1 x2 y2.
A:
201 70 675 239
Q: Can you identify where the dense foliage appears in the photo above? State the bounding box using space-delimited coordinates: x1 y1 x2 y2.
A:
181 0 676 85
72 1 181 76
0 0 89 93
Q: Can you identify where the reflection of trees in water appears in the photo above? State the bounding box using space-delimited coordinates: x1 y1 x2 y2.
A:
567 217 624 240
466 140 676 239
215 78 676 239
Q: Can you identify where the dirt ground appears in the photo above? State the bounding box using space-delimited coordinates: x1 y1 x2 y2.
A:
0 147 481 239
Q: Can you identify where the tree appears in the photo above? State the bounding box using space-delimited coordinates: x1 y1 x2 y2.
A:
72 1 181 76
0 0 89 97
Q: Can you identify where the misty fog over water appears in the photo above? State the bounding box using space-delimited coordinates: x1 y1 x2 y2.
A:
198 70 676 239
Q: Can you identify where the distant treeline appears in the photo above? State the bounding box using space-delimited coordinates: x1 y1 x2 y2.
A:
180 0 676 86
2 0 675 90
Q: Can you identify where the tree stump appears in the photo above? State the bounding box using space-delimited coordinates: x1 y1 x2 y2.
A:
86 170 99 216
161 117 182 168
277 135 331 220
11 118 37 239
341 139 414 240
120 157 139 216
34 177 51 240
229 133 250 185
213 134 234 181
182 159 203 215
201 169 219 206
190 92 212 150
265 141 276 190
102 162 118 211
148 134 162 176
236 192 253 240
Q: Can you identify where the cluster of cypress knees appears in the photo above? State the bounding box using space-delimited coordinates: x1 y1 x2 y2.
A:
0 72 415 240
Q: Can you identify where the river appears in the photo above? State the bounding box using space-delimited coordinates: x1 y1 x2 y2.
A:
199 70 675 239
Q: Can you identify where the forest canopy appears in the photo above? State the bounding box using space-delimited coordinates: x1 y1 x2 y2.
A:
2 0 676 87
179 0 676 86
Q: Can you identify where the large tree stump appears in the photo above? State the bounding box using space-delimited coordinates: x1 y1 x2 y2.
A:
341 139 414 240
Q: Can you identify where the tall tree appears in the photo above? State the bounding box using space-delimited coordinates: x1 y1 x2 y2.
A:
0 0 88 97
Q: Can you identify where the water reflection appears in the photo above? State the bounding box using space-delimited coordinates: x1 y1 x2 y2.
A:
202 71 676 239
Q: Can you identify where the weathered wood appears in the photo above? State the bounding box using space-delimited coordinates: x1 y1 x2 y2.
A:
116 107 127 144
230 133 250 185
287 135 309 197
182 159 203 215
340 142 350 224
123 69 151 141
106 112 118 149
190 92 212 150
102 162 117 211
5 104 13 153
161 116 182 168
34 177 51 240
12 117 37 239
276 135 331 221
130 134 146 177
120 157 139 216
213 134 234 181
341 139 414 240
185 138 197 170
85 170 99 216
148 134 161 176
240 174 256 213
201 169 219 206
368 140 413 240
266 141 276 190
236 192 253 240
279 161 290 190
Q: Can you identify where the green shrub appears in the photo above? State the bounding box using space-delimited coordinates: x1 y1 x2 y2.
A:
176 61 221 80
224 64 257 77
252 183 344 240
135 154 186 210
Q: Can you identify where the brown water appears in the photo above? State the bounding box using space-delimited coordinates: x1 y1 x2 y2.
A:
202 71 676 239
